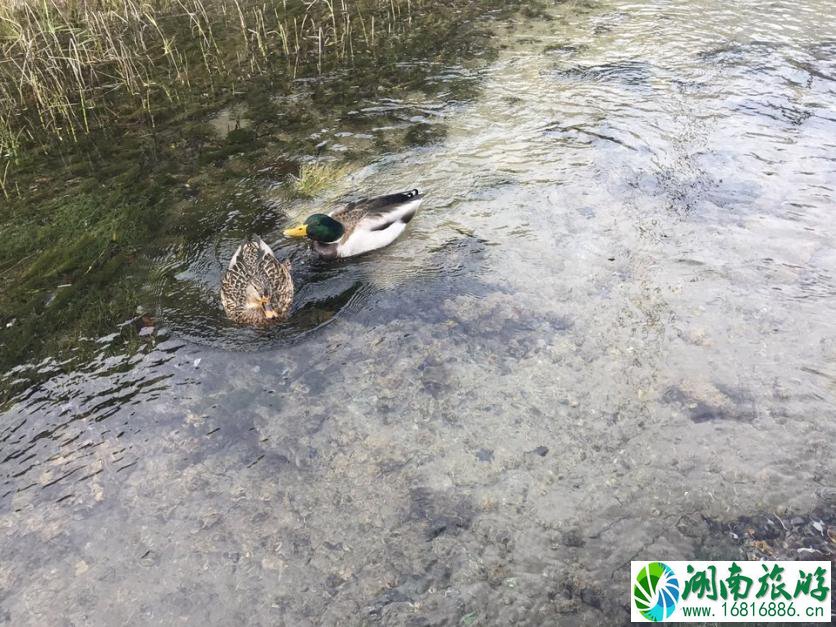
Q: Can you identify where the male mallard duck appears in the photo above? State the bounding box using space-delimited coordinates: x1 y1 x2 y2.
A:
220 237 293 325
283 189 423 258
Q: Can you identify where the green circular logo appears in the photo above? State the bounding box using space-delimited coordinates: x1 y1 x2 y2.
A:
633 562 680 622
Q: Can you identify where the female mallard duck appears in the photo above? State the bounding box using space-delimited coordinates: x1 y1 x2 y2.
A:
220 237 293 325
283 189 423 258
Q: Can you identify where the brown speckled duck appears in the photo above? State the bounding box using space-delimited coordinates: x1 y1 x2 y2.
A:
220 237 293 325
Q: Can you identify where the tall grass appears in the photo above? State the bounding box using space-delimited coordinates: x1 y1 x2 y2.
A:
0 0 421 161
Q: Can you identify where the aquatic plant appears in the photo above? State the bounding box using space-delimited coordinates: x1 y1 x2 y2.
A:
0 0 537 375
288 161 352 198
0 0 427 159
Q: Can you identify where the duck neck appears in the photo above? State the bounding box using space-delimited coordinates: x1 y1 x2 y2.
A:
313 241 340 259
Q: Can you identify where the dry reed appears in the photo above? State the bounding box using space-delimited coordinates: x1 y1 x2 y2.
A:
0 0 421 159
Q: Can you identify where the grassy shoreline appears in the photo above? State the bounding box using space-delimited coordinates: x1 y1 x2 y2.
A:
0 0 426 164
0 0 539 390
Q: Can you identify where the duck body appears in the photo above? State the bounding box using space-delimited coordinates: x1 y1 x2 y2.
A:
221 237 293 325
284 189 423 259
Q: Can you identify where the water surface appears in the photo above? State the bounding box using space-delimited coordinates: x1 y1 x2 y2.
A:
2 0 835 624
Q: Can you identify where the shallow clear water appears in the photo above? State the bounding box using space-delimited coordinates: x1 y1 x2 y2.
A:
2 0 835 624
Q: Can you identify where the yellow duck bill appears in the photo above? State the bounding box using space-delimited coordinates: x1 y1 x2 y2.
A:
283 224 308 238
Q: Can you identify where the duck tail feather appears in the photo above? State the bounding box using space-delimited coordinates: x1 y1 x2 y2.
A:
228 242 245 269
253 235 276 258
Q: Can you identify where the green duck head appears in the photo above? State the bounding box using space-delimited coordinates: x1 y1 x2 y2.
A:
283 214 345 243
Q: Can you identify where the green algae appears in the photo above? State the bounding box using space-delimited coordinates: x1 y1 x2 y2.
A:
0 0 546 380
404 122 449 147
